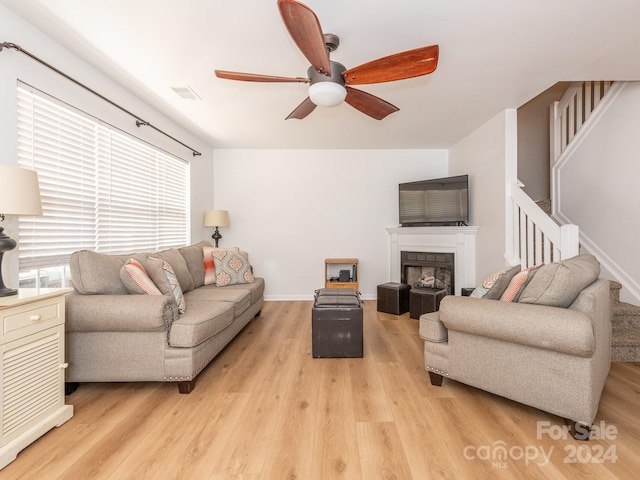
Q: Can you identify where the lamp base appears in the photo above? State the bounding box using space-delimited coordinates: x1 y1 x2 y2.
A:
0 225 18 296
0 287 17 297
212 227 222 248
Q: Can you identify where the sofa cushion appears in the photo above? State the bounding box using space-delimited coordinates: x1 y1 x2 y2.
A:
518 254 600 308
120 259 162 295
470 265 520 300
154 248 195 293
169 300 236 347
70 250 128 295
179 241 211 288
212 249 254 286
184 284 251 317
223 277 265 304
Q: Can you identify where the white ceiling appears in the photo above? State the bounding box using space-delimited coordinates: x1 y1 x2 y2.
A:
3 0 640 149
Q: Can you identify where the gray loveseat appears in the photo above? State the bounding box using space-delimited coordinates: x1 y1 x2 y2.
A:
65 241 264 393
420 254 611 438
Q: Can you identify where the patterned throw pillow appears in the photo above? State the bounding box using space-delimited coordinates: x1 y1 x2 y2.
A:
147 257 186 313
212 249 254 287
470 265 521 300
162 260 186 313
121 259 162 295
202 246 240 285
500 265 540 302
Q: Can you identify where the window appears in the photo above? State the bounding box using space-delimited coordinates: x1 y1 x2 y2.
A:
16 85 189 287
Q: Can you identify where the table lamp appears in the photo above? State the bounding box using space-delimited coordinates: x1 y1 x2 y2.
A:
0 165 43 296
204 210 230 247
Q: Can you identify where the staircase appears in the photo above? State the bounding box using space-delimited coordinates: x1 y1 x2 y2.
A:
537 200 640 361
610 282 640 361
549 80 640 362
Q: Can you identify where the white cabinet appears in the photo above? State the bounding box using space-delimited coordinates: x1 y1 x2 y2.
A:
0 288 73 469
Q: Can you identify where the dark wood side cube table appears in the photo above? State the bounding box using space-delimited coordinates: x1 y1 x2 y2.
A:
409 287 448 319
377 282 411 315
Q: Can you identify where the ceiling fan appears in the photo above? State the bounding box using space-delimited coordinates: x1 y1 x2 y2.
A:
215 0 439 120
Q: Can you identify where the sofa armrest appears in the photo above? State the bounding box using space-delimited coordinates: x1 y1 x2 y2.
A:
419 311 448 343
438 296 595 357
66 293 176 332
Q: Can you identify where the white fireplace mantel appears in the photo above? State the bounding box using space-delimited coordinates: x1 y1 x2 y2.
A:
386 226 478 295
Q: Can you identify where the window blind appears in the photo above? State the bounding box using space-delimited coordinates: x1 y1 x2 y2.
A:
17 86 189 271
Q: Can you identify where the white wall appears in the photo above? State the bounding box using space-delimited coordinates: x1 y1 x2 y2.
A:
517 82 569 201
557 82 640 303
213 149 448 300
449 111 513 284
0 3 213 287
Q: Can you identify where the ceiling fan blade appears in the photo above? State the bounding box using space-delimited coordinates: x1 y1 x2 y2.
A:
344 87 399 120
342 45 439 85
277 0 331 76
215 70 310 83
285 97 317 120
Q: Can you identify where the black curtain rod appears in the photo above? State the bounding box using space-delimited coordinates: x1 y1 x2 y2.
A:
0 42 201 157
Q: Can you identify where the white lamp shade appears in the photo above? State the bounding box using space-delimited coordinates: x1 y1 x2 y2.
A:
0 166 43 216
204 209 230 227
308 82 347 107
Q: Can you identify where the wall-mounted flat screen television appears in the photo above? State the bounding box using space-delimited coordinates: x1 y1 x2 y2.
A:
399 175 469 226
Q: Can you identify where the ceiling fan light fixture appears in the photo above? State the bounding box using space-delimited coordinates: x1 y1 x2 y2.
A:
308 81 347 107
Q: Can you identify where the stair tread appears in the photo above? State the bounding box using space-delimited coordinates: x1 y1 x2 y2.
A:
613 301 640 316
609 281 622 291
612 326 640 346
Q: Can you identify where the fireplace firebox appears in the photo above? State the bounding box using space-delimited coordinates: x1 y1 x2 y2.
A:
401 251 455 296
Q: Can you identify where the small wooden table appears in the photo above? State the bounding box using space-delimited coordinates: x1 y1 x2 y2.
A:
324 258 358 291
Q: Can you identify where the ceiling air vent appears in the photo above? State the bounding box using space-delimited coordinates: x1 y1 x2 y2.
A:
171 86 201 101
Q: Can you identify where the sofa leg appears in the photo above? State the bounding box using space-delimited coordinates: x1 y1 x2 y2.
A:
255 309 262 317
428 371 444 386
177 380 195 394
65 382 79 395
565 419 592 441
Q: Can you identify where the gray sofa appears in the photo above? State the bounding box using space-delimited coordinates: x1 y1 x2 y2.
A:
65 241 264 393
420 254 611 438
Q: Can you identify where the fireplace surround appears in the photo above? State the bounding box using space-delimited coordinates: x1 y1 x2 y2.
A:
386 226 477 296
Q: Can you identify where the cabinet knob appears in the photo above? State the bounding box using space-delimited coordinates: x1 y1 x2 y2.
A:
30 314 42 322
61 363 69 369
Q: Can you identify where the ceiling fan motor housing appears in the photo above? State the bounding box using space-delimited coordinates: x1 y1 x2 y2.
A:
307 61 346 85
307 61 347 107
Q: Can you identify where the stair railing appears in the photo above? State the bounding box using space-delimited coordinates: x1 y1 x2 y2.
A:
550 81 614 163
507 181 579 268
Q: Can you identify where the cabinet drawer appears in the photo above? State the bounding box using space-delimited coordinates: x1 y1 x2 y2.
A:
2 299 63 337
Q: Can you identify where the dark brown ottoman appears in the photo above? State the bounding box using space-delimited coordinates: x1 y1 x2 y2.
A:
312 288 363 358
377 282 411 315
410 287 447 319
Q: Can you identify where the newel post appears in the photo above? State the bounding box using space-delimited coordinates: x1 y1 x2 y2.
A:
559 224 580 260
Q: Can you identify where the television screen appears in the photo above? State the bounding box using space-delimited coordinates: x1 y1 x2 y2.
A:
399 175 469 226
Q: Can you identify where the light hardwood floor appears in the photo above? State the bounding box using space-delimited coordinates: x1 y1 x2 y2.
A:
4 300 640 479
